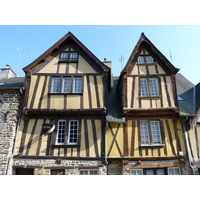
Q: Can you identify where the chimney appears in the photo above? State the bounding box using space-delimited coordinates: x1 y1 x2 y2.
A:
103 58 113 88
0 66 17 79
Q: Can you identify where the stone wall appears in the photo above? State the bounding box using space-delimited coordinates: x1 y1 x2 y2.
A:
13 158 107 175
0 91 22 175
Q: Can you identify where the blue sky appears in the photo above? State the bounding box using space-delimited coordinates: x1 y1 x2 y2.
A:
0 25 200 84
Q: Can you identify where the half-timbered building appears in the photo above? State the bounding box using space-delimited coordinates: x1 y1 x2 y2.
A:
13 32 110 175
106 33 190 175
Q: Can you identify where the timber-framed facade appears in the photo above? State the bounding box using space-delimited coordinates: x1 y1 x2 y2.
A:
106 33 191 175
13 32 110 175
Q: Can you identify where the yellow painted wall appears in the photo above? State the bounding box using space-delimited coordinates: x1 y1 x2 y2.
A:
106 119 186 158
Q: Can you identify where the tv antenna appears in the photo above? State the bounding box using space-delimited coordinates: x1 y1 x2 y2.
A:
169 48 173 63
13 45 25 75
119 55 124 70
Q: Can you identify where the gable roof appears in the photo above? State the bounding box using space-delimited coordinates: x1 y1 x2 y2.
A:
121 32 179 75
23 31 110 73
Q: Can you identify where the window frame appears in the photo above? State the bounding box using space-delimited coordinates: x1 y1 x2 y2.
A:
137 55 154 64
50 76 83 94
168 167 181 175
55 119 80 146
139 120 163 146
79 169 98 175
59 52 78 62
140 77 160 97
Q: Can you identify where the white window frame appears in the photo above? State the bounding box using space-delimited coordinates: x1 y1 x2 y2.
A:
140 78 159 97
168 167 181 175
146 56 154 63
137 56 145 64
140 120 162 145
70 53 78 61
51 76 83 94
79 169 98 175
130 169 143 175
51 77 61 93
56 120 66 145
61 53 68 60
68 120 79 145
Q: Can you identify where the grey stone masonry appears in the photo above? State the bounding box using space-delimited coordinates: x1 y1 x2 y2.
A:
0 91 22 175
13 158 107 175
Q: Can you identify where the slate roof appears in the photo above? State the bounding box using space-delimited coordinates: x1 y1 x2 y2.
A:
176 73 196 116
106 76 125 123
195 82 200 113
0 77 25 89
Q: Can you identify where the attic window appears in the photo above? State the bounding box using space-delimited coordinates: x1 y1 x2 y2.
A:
59 52 78 62
137 56 154 64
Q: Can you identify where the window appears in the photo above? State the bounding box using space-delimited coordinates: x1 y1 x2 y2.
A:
60 52 78 61
137 56 154 64
168 167 181 175
137 56 145 64
51 76 83 94
79 169 98 175
130 169 143 175
56 120 79 145
140 120 162 145
140 78 159 97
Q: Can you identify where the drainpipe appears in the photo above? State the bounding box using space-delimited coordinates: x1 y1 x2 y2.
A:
181 118 195 175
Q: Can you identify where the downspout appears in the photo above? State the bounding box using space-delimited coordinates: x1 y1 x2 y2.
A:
181 117 195 175
6 87 24 175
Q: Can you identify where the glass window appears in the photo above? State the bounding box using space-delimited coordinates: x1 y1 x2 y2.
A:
62 78 71 93
150 78 159 96
146 56 154 63
130 169 143 175
73 77 82 93
56 120 66 145
68 120 79 144
137 56 145 64
140 78 149 96
61 53 68 60
79 169 98 175
140 121 150 145
150 121 162 144
168 167 181 175
70 53 78 60
51 77 61 93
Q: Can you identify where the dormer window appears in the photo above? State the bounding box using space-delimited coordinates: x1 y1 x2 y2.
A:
146 56 154 63
59 52 78 62
137 56 145 64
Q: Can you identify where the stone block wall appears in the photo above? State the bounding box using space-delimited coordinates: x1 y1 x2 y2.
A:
0 91 22 175
13 158 107 175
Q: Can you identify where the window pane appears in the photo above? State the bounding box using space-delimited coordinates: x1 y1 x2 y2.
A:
80 170 88 175
70 53 77 60
150 78 159 96
168 167 181 175
150 121 162 144
68 120 79 144
130 169 143 175
140 121 150 145
73 77 82 93
157 169 165 175
137 56 144 64
62 78 71 93
52 77 60 93
61 53 68 59
56 120 66 144
140 78 149 96
90 170 98 175
146 169 154 175
146 56 154 63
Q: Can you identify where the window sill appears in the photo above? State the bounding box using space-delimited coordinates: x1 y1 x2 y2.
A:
58 60 78 63
139 96 161 99
52 144 80 148
140 144 165 148
49 93 83 95
137 62 157 65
